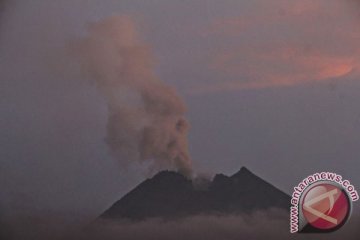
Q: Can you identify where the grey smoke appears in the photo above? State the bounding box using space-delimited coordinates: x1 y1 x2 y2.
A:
74 15 192 176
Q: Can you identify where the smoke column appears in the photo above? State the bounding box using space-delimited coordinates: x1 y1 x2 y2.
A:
75 15 192 176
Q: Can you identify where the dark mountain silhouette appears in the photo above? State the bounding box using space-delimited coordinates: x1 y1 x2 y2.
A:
100 167 290 221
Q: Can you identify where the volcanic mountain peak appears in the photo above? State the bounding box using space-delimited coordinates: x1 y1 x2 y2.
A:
100 167 290 221
232 166 252 176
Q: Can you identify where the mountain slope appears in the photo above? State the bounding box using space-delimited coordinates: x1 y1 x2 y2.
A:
100 167 290 220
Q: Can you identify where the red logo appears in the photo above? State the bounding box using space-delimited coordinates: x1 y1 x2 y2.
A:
301 183 351 231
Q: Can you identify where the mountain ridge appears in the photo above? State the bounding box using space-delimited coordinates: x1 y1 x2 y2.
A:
100 167 291 221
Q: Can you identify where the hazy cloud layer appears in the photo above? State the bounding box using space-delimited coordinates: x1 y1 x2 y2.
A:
3 210 360 240
192 0 360 93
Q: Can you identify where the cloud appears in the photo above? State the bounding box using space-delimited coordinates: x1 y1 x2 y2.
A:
3 210 360 240
204 47 356 92
194 0 360 93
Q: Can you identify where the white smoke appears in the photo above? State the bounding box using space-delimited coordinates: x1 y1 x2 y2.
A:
74 15 192 176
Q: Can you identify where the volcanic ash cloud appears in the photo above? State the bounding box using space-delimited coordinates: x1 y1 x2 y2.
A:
75 15 192 176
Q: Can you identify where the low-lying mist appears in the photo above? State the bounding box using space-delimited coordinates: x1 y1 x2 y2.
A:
2 210 359 240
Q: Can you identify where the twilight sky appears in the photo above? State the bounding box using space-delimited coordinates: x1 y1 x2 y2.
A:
1 0 360 222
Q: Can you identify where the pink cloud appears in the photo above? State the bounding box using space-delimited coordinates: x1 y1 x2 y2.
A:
193 0 360 93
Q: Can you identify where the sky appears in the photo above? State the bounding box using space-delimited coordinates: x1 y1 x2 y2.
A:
1 0 360 228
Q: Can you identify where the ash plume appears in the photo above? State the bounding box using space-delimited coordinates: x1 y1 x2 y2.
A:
75 16 192 176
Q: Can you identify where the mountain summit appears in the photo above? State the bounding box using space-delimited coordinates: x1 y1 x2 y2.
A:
100 167 290 221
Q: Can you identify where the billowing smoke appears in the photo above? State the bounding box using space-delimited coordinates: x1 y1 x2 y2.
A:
75 16 192 177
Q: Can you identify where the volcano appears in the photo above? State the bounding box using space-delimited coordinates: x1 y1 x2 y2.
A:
100 167 290 221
